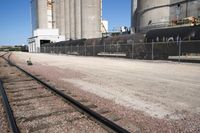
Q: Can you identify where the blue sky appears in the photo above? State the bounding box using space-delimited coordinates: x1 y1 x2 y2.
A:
0 0 131 45
103 0 131 31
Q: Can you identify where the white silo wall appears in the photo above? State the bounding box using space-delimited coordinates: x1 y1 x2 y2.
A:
34 0 102 40
137 0 170 31
75 0 82 39
31 0 48 30
70 0 76 39
170 0 200 20
52 0 57 29
64 0 70 40
38 0 49 29
59 0 66 37
55 0 61 30
132 0 200 32
81 0 101 39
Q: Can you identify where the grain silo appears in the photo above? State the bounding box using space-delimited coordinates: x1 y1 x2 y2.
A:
64 0 71 39
75 0 82 39
29 0 65 53
31 0 49 30
131 0 170 33
81 0 102 39
131 0 200 33
169 0 200 21
55 0 66 37
29 0 102 52
54 0 101 40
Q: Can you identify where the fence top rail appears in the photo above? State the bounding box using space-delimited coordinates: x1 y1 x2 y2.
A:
40 40 200 48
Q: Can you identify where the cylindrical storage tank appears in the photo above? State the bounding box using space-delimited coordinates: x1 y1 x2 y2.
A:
52 0 57 29
132 0 200 33
59 0 66 37
31 0 38 31
96 0 102 37
81 0 101 39
131 0 138 32
75 0 82 39
55 0 61 30
170 0 200 20
70 0 76 39
137 0 170 32
64 0 70 40
31 0 48 30
187 1 200 17
37 0 48 29
54 0 66 38
53 0 102 40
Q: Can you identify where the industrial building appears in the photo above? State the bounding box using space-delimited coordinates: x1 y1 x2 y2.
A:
28 0 102 53
29 0 200 53
132 0 200 33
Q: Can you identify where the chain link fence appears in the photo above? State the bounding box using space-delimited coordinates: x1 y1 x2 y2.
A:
41 40 200 60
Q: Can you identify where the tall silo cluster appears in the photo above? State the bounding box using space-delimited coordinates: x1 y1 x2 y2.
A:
29 0 102 53
54 0 102 40
131 0 200 33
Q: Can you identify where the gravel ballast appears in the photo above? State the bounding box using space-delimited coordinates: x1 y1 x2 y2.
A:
11 52 200 132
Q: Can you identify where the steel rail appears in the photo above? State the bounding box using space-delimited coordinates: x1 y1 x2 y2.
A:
0 52 9 57
2 53 130 133
0 80 20 133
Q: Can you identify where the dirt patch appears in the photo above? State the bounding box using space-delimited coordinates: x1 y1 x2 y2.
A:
11 52 200 132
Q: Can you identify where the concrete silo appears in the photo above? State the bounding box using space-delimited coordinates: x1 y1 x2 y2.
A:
64 0 71 39
75 0 82 39
131 0 138 33
29 0 102 53
31 0 48 30
131 0 170 33
69 0 76 39
131 0 200 33
81 0 102 39
29 0 65 53
169 0 200 20
60 0 102 39
54 0 65 36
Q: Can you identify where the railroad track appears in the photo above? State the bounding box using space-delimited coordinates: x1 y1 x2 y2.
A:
0 52 130 133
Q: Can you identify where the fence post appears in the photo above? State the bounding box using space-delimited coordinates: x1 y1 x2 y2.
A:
58 46 60 54
78 44 79 56
67 46 69 55
93 44 95 56
70 44 72 54
132 41 134 59
85 44 87 56
179 38 182 62
104 42 105 57
152 41 154 60
116 42 118 58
